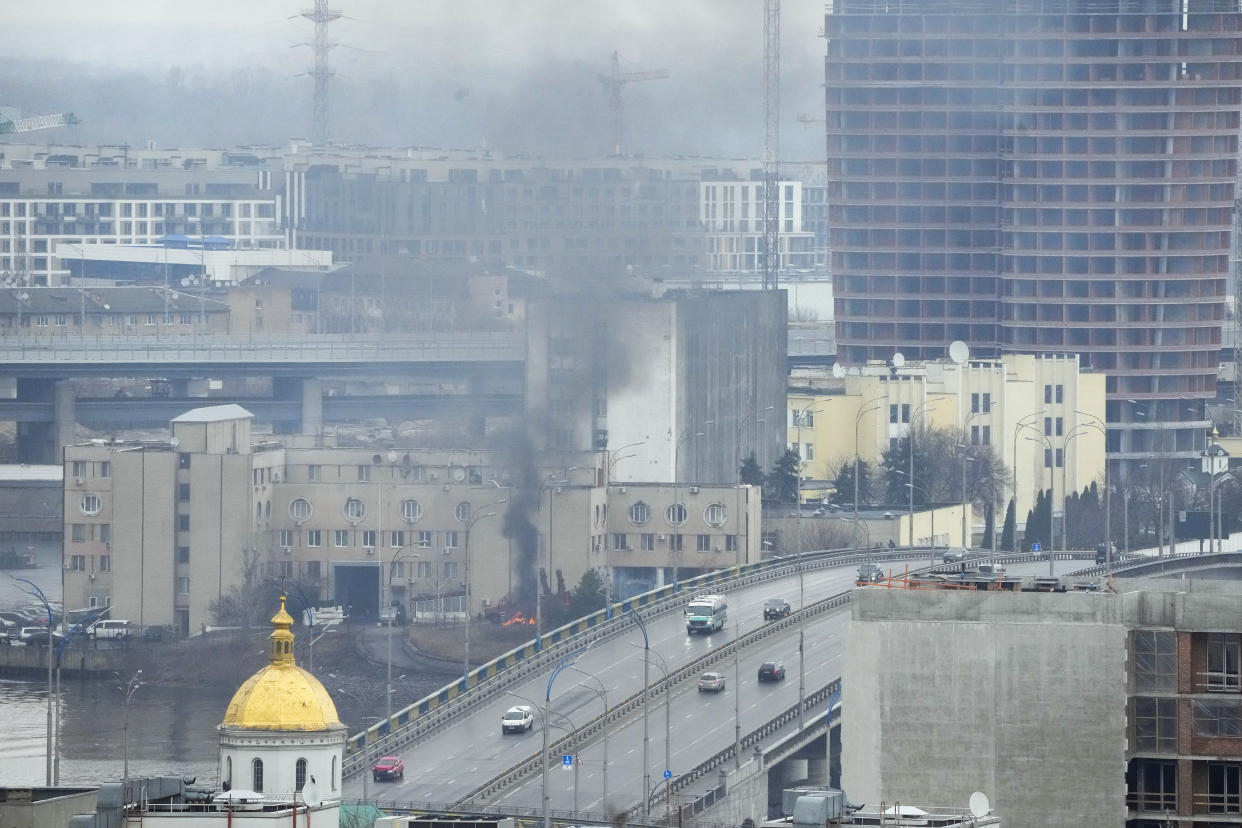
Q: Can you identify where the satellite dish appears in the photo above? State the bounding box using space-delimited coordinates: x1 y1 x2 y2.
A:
848 367 861 376
832 363 846 379
949 340 970 365
891 352 906 368
968 792 990 818
302 778 322 809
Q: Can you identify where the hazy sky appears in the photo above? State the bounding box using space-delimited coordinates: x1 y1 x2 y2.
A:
0 1 828 158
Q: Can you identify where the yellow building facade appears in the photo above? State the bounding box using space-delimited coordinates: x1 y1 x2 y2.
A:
787 354 1107 534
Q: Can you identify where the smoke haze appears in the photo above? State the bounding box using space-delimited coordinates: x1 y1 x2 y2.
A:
1 1 827 158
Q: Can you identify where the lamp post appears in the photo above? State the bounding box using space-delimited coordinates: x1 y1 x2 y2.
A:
960 408 989 549
896 472 935 567
567 669 612 814
331 682 380 804
1026 434 1055 575
1074 410 1110 571
735 408 772 565
608 440 648 484
624 640 671 817
385 542 421 720
539 651 584 828
54 619 91 784
1060 424 1094 553
1012 412 1046 555
853 397 885 521
673 426 710 586
462 499 505 676
839 515 871 548
15 290 29 331
906 399 942 549
119 669 143 788
6 573 54 784
628 608 653 815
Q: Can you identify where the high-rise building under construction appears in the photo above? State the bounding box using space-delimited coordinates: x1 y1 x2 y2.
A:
826 0 1242 461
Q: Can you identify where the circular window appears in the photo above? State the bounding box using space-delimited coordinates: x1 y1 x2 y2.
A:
455 501 472 523
401 499 423 523
666 503 687 526
704 503 727 528
79 493 102 516
628 501 651 526
289 498 312 522
344 498 366 521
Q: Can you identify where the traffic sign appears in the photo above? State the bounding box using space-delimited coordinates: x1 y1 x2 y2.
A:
1031 543 1042 553
664 769 672 779
562 755 573 769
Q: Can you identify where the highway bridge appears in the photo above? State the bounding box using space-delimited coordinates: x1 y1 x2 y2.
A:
338 549 1090 822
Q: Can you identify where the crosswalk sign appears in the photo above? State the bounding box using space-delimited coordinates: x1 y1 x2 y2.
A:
562 755 573 769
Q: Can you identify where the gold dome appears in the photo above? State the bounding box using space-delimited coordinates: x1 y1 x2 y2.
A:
220 597 343 731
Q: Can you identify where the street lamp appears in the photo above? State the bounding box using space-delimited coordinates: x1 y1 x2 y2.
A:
539 651 585 828
6 573 54 784
853 396 885 521
119 669 143 787
1012 412 1046 555
462 498 506 676
838 515 871 548
331 681 379 803
1061 423 1094 553
905 398 943 548
624 640 672 817
568 669 612 814
895 471 935 567
673 426 710 586
1026 434 1055 575
608 440 648 484
385 542 422 719
628 608 654 815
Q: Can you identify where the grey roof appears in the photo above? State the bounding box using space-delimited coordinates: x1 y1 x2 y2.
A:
0 287 228 314
170 404 254 423
0 464 62 482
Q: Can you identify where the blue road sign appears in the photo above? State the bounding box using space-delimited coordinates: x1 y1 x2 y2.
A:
1031 543 1042 553
562 754 573 768
664 769 672 779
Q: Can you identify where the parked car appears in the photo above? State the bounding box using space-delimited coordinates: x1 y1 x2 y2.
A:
502 705 534 734
88 619 134 640
19 626 61 646
371 756 404 782
763 598 791 620
697 671 727 693
758 661 786 682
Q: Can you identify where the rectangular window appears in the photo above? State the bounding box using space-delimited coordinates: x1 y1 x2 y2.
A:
1134 630 1177 691
334 529 350 547
670 533 683 551
179 453 191 469
1044 417 1052 436
445 531 459 549
417 530 432 548
642 533 655 551
177 483 190 501
1055 417 1064 437
982 393 991 412
443 561 459 579
1129 760 1177 812
362 529 376 548
971 393 980 414
177 576 190 594
71 460 86 478
901 404 910 424
278 561 293 578
1206 633 1242 692
100 461 111 479
177 514 190 531
308 464 321 482
279 529 294 548
727 534 738 552
307 529 322 548
99 524 112 543
697 534 711 551
357 465 371 482
1194 700 1242 737
1044 384 1052 404
390 530 404 548
612 532 628 550
804 443 814 461
971 425 980 445
391 561 405 579
72 523 86 542
1208 763 1241 815
889 404 898 424
417 561 431 578
981 425 991 446
1055 449 1064 468
70 555 86 571
1132 697 1177 753
1044 449 1052 468
306 561 321 578
1055 384 1064 403
99 555 111 572
177 546 190 564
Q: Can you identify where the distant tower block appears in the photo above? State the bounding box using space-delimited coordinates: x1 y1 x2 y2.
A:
301 1 342 147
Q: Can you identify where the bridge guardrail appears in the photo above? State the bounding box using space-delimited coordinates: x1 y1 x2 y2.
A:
343 546 941 778
453 587 855 807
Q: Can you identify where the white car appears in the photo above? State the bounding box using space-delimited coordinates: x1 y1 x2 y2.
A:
502 705 534 734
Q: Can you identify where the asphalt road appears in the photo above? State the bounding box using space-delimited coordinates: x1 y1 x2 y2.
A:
349 555 1085 813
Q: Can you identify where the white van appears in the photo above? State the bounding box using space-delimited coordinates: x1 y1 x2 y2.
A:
89 619 134 639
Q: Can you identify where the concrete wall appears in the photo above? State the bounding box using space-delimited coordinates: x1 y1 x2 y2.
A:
843 589 1129 827
0 788 98 828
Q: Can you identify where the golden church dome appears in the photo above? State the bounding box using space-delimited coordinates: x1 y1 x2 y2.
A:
220 597 344 732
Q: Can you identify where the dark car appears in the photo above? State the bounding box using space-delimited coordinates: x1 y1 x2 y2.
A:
758 661 786 682
763 598 791 620
372 756 404 782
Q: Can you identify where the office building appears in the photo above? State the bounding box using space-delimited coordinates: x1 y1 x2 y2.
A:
825 0 1241 461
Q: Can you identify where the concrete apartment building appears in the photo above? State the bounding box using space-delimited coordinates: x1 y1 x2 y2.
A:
788 353 1106 525
844 581 1242 828
825 0 1240 463
61 405 762 634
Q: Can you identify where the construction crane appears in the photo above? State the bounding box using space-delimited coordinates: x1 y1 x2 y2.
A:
598 51 668 158
762 0 781 290
0 111 80 136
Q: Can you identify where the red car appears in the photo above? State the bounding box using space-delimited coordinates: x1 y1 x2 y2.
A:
372 756 404 782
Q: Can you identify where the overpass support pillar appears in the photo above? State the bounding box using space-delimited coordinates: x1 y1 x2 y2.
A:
272 377 321 436
301 377 323 437
14 378 71 464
